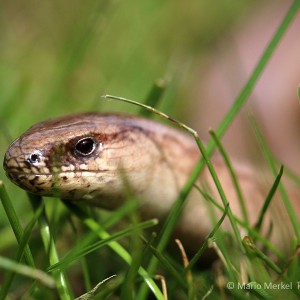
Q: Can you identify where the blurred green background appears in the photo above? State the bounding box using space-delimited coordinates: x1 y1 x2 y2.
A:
0 0 260 127
0 0 266 259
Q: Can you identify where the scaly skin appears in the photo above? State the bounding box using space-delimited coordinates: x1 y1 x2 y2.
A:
3 112 299 254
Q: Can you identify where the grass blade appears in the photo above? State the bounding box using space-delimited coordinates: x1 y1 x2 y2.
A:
251 117 300 239
255 166 284 233
0 181 35 267
209 129 249 225
0 255 55 288
0 204 43 299
28 194 73 300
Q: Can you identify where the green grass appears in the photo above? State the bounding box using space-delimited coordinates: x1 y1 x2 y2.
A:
1 1 300 299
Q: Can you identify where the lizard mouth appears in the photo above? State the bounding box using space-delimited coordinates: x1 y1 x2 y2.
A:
4 172 53 195
5 168 110 177
4 169 112 196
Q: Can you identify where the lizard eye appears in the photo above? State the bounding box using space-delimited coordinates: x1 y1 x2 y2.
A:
74 137 96 157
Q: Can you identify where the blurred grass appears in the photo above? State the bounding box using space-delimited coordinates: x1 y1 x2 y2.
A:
0 1 257 127
2 0 299 299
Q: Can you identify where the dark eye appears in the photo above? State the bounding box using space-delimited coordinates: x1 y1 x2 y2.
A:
75 137 96 157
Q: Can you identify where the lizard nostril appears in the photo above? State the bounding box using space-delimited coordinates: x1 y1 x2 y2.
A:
29 153 40 163
28 151 43 165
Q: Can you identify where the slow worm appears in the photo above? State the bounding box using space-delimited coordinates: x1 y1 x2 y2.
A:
3 112 299 254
